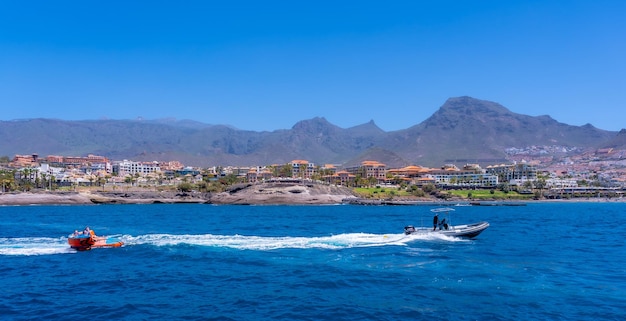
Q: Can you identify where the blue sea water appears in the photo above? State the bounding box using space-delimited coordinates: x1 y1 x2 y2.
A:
1 202 625 320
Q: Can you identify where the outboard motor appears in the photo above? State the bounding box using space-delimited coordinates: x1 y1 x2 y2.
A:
404 225 416 235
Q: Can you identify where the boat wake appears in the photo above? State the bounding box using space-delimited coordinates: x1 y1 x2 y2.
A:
125 233 415 250
0 232 466 255
0 237 75 256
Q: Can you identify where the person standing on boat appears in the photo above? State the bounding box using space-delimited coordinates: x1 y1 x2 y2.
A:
433 213 439 231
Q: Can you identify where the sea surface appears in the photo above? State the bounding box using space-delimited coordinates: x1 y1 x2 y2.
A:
1 202 624 320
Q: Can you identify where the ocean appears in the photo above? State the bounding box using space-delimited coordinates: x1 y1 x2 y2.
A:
1 202 624 320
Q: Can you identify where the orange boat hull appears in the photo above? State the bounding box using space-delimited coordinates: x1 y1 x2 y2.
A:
68 235 95 251
92 237 124 248
68 235 123 250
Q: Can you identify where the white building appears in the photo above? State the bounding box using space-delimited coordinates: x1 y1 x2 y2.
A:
426 172 499 187
113 160 161 176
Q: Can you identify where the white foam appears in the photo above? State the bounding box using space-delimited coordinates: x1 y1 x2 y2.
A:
122 232 462 250
0 231 468 255
0 237 74 256
404 232 470 242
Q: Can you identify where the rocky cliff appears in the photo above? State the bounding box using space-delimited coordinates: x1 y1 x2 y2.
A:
210 181 358 205
0 181 358 205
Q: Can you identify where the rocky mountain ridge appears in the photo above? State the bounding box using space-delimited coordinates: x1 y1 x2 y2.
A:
1 97 620 167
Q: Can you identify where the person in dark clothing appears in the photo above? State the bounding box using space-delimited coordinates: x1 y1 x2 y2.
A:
433 213 439 231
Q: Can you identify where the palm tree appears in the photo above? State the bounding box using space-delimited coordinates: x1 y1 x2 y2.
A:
523 180 533 191
157 172 165 186
368 176 378 187
97 176 106 191
18 168 34 191
40 172 48 190
0 169 16 192
534 175 547 199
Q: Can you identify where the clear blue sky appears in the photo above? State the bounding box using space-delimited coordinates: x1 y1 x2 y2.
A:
1 1 624 132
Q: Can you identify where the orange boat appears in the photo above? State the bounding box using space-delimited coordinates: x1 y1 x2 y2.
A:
68 229 123 251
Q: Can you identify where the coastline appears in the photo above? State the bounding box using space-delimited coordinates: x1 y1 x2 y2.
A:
0 181 359 205
0 191 210 206
0 191 94 205
1 189 624 206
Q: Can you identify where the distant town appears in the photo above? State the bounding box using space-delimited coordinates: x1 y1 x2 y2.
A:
2 145 626 200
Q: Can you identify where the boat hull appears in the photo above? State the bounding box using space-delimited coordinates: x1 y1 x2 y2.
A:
404 221 490 239
68 235 123 250
93 237 124 248
68 235 96 251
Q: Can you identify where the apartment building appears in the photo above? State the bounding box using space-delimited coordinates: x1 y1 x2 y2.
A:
486 162 537 184
344 160 387 184
290 160 315 179
425 164 498 187
323 170 356 186
113 160 161 176
246 167 273 183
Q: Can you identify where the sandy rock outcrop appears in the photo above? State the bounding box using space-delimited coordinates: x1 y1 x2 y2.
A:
0 192 93 205
209 181 358 205
87 191 210 204
0 182 358 205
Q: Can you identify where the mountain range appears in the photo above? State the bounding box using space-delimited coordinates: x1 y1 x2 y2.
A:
1 96 622 168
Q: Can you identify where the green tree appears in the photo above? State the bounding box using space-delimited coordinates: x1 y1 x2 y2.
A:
40 172 48 190
276 164 292 178
368 176 378 187
498 183 510 193
177 182 194 192
196 181 209 192
17 168 34 191
410 186 425 197
422 183 437 195
218 174 241 186
97 176 107 191
0 169 16 192
534 176 547 199
523 180 533 190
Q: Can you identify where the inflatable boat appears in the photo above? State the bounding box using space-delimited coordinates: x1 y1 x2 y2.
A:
68 229 123 251
403 207 489 239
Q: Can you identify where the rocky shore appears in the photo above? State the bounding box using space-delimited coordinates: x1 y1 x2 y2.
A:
210 182 357 205
2 183 622 206
0 181 359 205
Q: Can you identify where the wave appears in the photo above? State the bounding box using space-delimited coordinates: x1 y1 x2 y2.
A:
0 237 75 256
0 232 465 256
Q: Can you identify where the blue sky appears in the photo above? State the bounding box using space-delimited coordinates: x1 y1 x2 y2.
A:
1 1 624 132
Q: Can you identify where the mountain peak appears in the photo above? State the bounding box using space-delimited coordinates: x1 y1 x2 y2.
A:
423 97 514 130
347 120 385 135
601 128 626 149
291 117 339 133
440 96 511 115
